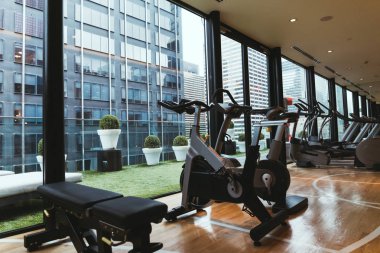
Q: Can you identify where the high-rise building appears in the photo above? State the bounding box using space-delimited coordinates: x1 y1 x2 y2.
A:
221 36 269 138
0 0 185 172
183 61 207 136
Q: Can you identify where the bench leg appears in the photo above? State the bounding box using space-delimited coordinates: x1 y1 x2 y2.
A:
24 229 67 252
128 224 163 253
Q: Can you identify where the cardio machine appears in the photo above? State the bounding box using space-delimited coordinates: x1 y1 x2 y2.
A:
158 90 307 245
213 89 307 214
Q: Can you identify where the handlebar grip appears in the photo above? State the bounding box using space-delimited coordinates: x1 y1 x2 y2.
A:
212 88 238 105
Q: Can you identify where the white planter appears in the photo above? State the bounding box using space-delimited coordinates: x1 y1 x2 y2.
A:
97 129 121 150
172 145 189 161
36 155 43 171
226 129 235 140
142 147 162 165
237 141 245 153
36 154 67 171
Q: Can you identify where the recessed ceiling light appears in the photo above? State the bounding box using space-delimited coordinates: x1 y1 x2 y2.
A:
346 67 352 70
327 50 333 53
320 16 333 22
360 78 363 81
369 85 373 88
289 18 297 23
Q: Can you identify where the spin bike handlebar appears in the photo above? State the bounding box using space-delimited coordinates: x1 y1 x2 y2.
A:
212 89 252 116
158 99 212 114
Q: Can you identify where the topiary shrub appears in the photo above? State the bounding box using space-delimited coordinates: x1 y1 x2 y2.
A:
228 121 235 129
99 115 120 129
37 139 43 156
173 135 188 146
238 133 245 142
144 135 161 148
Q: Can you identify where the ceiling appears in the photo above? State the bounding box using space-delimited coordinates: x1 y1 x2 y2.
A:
179 0 380 102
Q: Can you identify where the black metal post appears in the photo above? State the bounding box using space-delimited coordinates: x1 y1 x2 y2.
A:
352 91 360 116
242 45 251 148
43 0 65 184
306 66 317 136
206 11 224 148
361 95 367 116
268 47 286 165
342 87 348 128
328 78 338 141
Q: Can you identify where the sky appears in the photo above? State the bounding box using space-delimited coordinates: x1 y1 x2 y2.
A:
181 9 206 75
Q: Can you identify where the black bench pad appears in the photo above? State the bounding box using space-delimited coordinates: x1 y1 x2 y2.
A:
37 182 122 214
92 197 168 229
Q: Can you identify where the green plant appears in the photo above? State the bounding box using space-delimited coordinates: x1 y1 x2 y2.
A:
173 135 188 146
37 139 43 156
99 115 120 129
144 135 161 148
259 133 265 140
238 133 245 142
228 121 235 129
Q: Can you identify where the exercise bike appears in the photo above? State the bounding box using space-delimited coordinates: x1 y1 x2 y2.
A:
213 89 307 214
158 90 303 245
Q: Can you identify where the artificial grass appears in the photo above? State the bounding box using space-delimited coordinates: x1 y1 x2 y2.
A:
80 161 183 198
0 161 183 234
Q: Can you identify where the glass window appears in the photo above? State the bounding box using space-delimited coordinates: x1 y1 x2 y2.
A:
0 70 3 92
315 75 330 140
346 89 354 116
335 85 345 139
0 39 3 60
282 58 307 139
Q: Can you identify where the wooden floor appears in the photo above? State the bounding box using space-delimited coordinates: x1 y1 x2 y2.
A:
2 164 380 253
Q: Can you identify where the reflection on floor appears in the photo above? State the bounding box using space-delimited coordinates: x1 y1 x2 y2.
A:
2 164 380 253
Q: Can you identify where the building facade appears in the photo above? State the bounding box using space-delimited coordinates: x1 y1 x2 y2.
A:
0 0 190 172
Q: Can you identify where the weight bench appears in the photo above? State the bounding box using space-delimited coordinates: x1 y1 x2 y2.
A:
24 182 168 253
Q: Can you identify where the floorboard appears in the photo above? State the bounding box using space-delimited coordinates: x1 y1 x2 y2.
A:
2 165 380 253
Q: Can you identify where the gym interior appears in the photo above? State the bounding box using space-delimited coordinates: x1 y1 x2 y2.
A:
1 0 380 252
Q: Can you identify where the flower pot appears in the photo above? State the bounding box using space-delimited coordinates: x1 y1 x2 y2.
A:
97 129 121 150
237 141 245 153
226 129 235 140
172 145 189 161
142 147 162 165
36 154 67 171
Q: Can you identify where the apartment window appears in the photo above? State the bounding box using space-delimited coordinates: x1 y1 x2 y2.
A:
155 32 176 51
0 103 3 125
0 39 4 60
121 43 152 63
121 0 149 22
75 54 115 77
74 29 115 54
75 4 114 31
155 0 174 13
120 21 150 42
15 0 44 10
74 81 110 101
14 103 42 124
14 43 43 66
14 72 43 95
128 88 148 104
155 12 174 32
89 0 114 9
14 134 42 157
159 72 177 88
15 13 43 38
156 52 176 69
0 9 4 29
64 79 68 97
64 53 67 71
126 65 147 82
0 70 3 92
